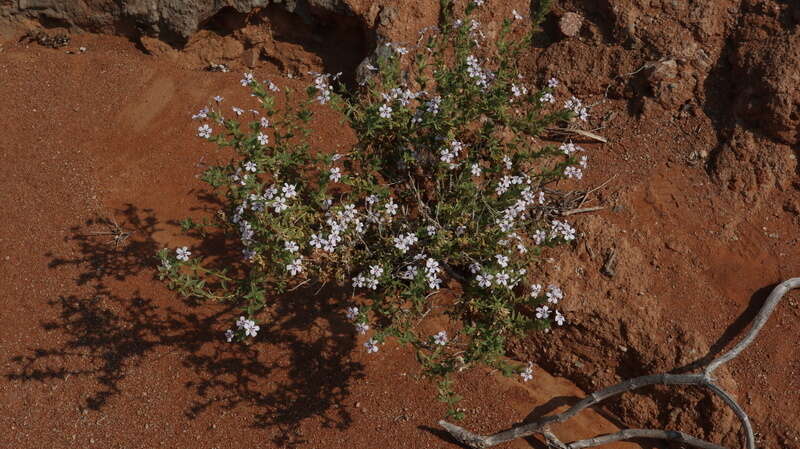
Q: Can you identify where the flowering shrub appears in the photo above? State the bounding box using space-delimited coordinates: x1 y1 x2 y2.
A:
158 0 590 419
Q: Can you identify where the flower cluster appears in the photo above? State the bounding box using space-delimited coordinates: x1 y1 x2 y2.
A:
311 72 339 104
353 265 384 290
465 55 494 89
224 316 260 342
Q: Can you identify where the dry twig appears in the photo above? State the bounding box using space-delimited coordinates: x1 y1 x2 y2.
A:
82 216 133 249
562 206 605 216
439 278 800 449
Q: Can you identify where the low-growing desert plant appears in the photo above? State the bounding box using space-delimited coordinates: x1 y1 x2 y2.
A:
157 0 591 418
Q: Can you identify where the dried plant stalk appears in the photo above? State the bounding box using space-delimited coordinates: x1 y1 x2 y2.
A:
439 278 800 449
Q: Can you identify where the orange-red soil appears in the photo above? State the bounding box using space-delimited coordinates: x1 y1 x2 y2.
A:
1 2 799 447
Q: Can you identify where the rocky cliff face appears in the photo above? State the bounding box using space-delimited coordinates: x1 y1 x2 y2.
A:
1 0 363 46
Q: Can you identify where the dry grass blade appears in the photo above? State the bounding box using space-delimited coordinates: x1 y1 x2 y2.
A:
547 127 608 143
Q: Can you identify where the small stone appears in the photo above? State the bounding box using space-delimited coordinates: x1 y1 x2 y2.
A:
139 36 174 57
558 12 583 38
242 47 260 68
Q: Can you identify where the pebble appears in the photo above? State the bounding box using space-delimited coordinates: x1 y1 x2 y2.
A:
559 12 583 37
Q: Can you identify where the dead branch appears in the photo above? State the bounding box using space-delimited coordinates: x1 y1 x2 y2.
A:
567 429 727 449
439 277 800 449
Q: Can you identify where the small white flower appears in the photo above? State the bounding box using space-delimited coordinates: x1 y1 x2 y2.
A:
433 330 448 346
520 362 534 382
232 106 244 116
469 263 482 274
242 248 256 261
345 306 359 321
197 124 212 139
470 163 482 177
530 283 543 297
271 197 288 214
540 92 555 104
243 320 260 338
214 95 224 103
282 183 297 199
263 185 277 199
236 316 248 329
555 311 566 326
564 96 589 121
476 273 494 288
243 161 257 172
379 104 393 119
286 258 303 276
260 117 270 128
284 240 299 253
352 274 366 288
560 142 580 155
399 265 418 280
224 329 235 342
364 339 379 353
240 72 254 86
425 258 440 272
550 220 577 241
329 167 342 182
564 166 583 180
495 271 510 287
392 232 419 253
495 254 509 268
547 77 559 88
191 107 208 120
546 285 564 304
512 9 523 20
369 265 384 277
176 246 191 261
257 132 269 145
535 305 551 319
355 322 370 334
426 225 437 236
309 234 323 249
385 199 398 216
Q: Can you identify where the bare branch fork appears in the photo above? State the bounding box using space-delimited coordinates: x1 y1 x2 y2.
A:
439 277 800 449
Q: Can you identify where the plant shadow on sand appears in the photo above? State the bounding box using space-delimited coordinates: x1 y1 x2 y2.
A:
6 202 364 447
